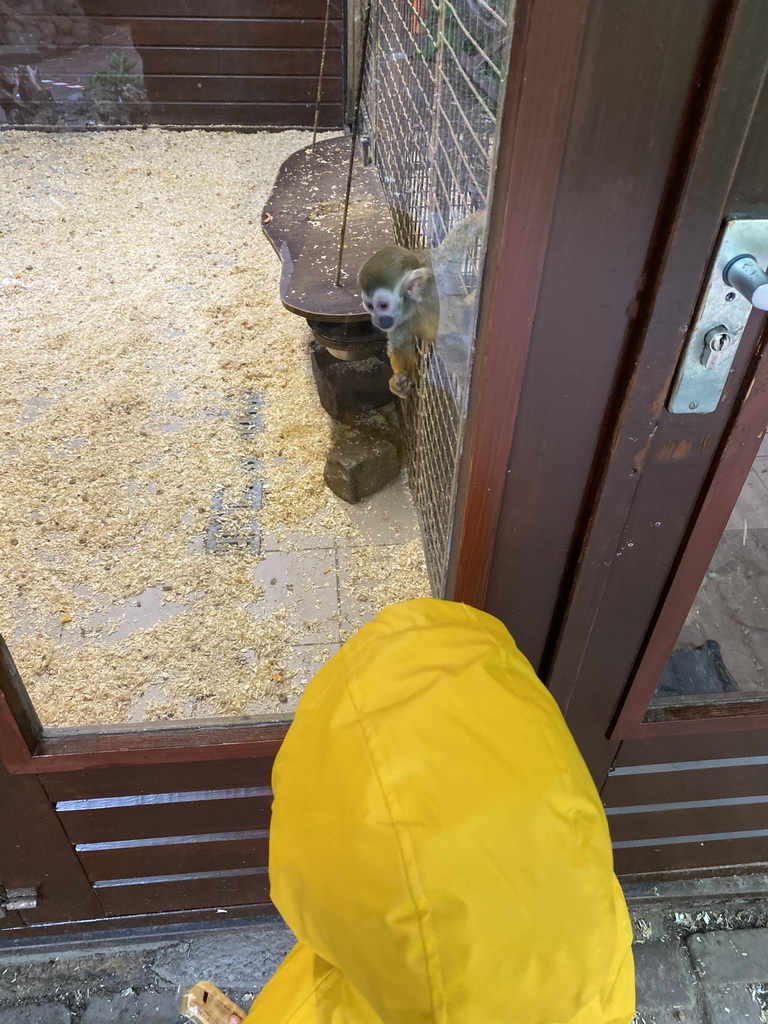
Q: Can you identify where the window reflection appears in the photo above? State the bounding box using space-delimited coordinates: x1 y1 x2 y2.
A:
0 5 144 128
650 432 768 710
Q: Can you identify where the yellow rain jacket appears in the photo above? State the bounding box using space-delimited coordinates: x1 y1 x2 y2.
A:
244 598 634 1024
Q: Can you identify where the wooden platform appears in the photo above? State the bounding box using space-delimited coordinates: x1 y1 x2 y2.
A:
262 136 395 322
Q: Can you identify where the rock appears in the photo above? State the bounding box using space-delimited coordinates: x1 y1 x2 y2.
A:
342 401 405 457
310 341 392 422
324 435 400 503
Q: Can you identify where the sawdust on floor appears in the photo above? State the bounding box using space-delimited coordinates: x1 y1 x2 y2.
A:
0 128 431 727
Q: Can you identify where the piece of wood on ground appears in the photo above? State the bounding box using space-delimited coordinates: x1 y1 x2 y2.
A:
180 980 246 1024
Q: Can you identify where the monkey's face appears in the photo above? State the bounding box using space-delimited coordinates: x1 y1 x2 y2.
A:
361 287 401 332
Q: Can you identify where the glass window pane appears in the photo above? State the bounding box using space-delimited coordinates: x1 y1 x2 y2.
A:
648 433 768 713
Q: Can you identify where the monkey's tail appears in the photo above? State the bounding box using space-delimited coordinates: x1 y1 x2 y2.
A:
439 209 486 254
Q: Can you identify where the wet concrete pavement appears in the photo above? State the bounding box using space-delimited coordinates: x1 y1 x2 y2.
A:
1 878 768 1023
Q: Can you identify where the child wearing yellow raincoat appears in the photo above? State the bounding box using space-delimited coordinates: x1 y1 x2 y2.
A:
242 598 635 1024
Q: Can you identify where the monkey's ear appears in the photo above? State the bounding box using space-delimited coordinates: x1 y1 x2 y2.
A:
400 267 432 301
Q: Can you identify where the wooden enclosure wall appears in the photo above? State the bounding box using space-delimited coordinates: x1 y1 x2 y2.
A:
0 0 345 128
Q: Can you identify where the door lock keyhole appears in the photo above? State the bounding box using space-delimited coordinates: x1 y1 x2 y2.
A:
701 325 734 369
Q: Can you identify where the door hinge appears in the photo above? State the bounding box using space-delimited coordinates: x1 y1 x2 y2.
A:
0 885 38 917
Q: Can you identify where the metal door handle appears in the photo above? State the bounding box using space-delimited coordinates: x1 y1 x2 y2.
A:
669 218 768 414
723 254 768 310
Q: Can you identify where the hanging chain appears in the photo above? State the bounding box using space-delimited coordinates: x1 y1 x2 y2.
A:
334 0 373 287
311 0 333 151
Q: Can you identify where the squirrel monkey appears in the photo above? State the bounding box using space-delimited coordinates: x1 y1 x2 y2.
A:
358 210 486 398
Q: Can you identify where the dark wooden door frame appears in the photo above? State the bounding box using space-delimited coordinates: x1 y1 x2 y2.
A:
448 0 768 780
543 0 768 759
447 0 590 605
449 0 725 685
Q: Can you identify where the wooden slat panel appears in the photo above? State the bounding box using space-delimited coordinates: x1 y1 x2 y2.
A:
16 17 344 48
141 101 342 126
79 834 269 880
613 731 768 766
603 763 768 807
614 836 768 878
145 75 341 103
1 101 342 127
40 758 273 801
96 869 270 914
0 902 275 942
139 48 343 77
82 0 342 17
608 800 768 843
59 791 272 843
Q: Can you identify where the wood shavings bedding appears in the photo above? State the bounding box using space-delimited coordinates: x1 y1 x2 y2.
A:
0 128 431 728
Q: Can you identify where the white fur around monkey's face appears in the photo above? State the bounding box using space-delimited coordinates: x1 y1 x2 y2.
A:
361 286 401 332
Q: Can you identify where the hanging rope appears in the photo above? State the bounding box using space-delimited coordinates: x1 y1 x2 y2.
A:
334 0 373 287
310 0 333 151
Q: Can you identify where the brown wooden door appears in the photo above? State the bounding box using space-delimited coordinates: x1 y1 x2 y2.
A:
452 0 768 880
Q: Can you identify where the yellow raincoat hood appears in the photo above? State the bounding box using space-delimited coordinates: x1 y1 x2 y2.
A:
244 599 634 1024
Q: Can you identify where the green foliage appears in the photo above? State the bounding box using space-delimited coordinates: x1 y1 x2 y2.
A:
84 53 147 101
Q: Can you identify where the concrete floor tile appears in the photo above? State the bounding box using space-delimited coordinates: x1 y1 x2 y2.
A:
343 478 421 545
335 546 382 638
280 643 340 711
251 548 339 644
152 921 293 991
726 470 768 530
687 929 768 986
633 940 698 1014
262 526 339 552
80 990 180 1023
633 1012 704 1024
701 984 767 1023
0 1006 70 1024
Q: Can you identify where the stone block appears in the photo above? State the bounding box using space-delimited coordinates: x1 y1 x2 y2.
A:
342 401 404 456
324 436 400 504
687 929 768 986
701 984 767 1024
633 940 698 1014
310 343 392 422
0 1004 70 1023
81 989 179 1023
152 920 293 992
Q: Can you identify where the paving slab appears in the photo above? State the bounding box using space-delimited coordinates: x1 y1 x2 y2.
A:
152 920 294 991
81 989 181 1023
687 929 768 986
0 1005 70 1023
633 940 699 1015
701 983 767 1023
251 548 340 644
0 951 162 1006
633 1011 704 1024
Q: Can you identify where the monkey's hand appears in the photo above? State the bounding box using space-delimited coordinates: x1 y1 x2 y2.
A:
389 373 414 399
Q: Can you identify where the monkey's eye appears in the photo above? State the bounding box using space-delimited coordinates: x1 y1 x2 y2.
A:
364 301 374 311
376 300 390 311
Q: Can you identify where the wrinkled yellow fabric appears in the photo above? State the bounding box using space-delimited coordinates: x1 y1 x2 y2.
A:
243 598 634 1024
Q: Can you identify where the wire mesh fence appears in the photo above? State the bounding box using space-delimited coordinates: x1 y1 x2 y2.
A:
360 0 514 594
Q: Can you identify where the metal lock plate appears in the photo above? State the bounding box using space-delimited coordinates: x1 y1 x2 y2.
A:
668 217 768 414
